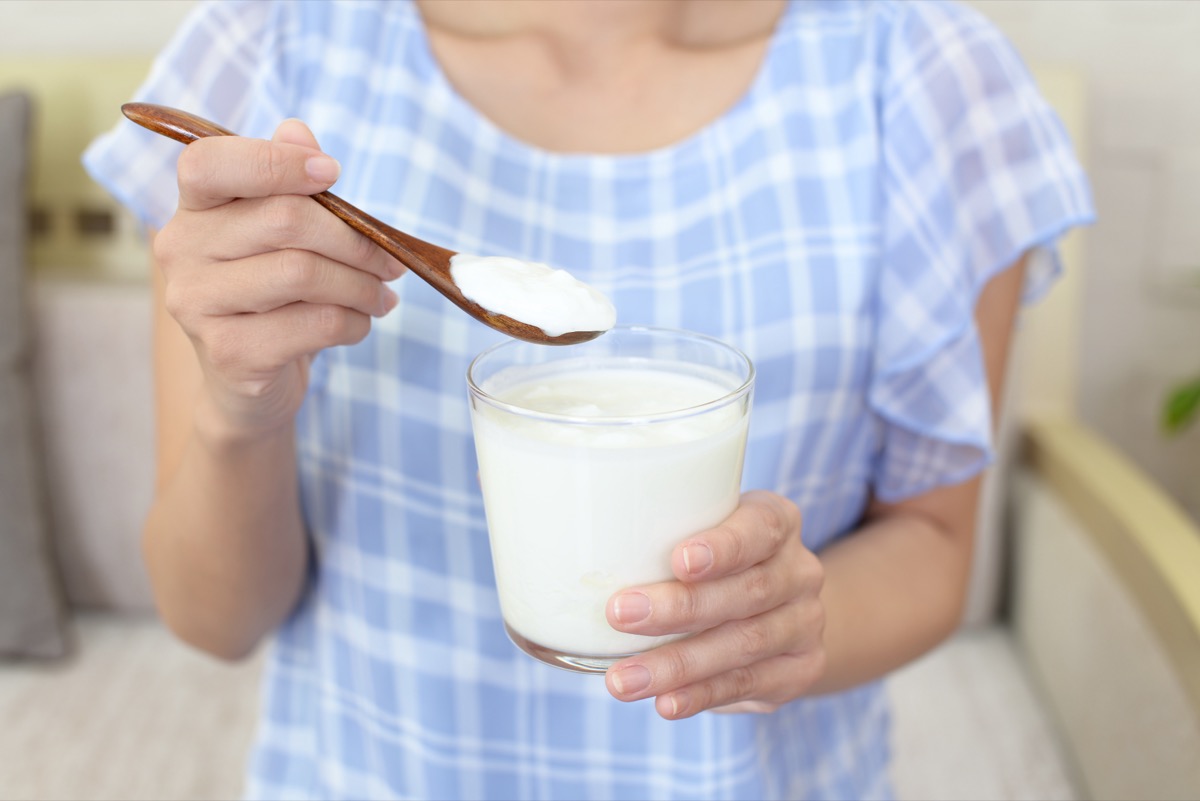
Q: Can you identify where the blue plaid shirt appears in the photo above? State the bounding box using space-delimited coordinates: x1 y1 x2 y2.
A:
85 1 1093 798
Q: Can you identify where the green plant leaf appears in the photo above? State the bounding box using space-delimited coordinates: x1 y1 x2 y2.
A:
1163 375 1200 434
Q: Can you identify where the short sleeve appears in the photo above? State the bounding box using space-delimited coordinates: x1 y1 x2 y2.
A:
82 0 294 230
870 1 1095 502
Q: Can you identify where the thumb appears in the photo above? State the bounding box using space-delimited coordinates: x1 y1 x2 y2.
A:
272 117 322 151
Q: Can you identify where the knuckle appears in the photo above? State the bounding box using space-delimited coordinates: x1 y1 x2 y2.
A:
313 303 346 336
659 645 697 685
671 582 705 625
733 618 772 662
150 224 179 267
757 498 786 536
314 304 370 346
263 196 311 242
253 140 292 189
161 280 190 323
345 230 380 270
749 491 801 546
203 329 245 372
758 498 792 548
743 566 773 607
712 522 747 565
726 665 759 701
276 249 321 294
793 545 825 596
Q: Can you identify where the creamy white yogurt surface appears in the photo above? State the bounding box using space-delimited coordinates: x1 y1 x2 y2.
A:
449 254 616 337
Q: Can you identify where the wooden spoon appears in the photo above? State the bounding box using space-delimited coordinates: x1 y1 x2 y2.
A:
120 102 603 346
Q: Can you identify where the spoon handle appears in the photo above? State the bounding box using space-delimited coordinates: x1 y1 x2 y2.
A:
120 102 455 276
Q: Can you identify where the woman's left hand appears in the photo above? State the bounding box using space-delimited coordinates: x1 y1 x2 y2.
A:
604 490 827 719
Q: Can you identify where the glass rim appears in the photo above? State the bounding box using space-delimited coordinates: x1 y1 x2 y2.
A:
466 325 755 427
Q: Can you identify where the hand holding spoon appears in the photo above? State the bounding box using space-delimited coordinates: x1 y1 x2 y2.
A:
121 103 609 346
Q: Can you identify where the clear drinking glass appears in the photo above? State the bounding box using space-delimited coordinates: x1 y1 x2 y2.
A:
467 326 754 673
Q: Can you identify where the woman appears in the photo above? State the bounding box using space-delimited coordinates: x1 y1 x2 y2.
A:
85 1 1092 798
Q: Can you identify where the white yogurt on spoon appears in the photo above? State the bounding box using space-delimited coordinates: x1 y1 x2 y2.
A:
449 254 616 338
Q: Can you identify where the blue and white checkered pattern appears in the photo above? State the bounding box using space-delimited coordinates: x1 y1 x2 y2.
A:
84 1 1093 798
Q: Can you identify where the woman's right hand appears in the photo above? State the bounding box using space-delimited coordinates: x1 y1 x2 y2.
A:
153 118 405 439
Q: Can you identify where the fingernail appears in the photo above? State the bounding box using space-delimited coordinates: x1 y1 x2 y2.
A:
683 543 713 576
663 690 690 718
380 285 399 314
611 664 651 695
613 592 651 624
306 155 340 183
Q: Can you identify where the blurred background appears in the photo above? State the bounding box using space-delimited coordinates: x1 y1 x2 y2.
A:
0 2 1196 800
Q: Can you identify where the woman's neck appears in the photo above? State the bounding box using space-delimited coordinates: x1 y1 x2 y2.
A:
417 1 784 48
416 0 787 154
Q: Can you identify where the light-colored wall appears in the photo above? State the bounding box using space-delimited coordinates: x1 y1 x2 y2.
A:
966 0 1200 521
0 1 196 56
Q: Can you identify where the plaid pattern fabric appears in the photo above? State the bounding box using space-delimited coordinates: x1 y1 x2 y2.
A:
84 2 1093 798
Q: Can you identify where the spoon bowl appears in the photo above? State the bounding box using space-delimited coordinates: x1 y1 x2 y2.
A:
121 103 604 346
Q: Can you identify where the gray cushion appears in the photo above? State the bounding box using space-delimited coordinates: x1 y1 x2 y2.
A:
0 90 68 659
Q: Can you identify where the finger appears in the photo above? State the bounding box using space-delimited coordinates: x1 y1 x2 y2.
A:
176 135 341 212
165 249 399 321
653 648 826 721
272 117 321 150
198 301 372 377
671 490 802 582
268 119 404 279
606 600 819 703
609 536 819 636
181 194 404 281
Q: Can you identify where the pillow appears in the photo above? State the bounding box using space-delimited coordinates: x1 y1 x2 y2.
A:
0 90 68 659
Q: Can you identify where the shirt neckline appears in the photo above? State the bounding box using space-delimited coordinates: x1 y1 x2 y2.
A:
405 0 796 172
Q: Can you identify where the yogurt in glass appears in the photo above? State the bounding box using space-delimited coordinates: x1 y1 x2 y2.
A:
467 326 754 673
